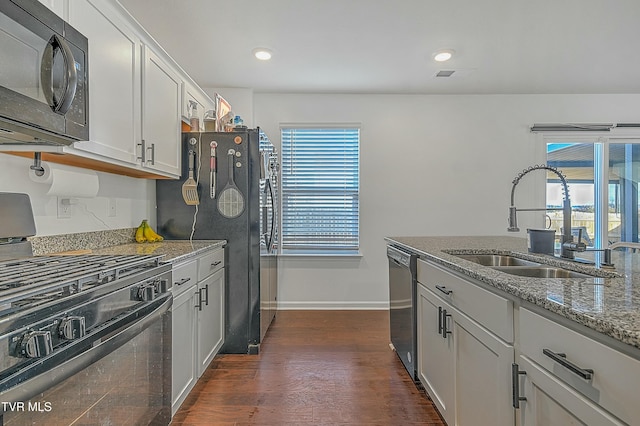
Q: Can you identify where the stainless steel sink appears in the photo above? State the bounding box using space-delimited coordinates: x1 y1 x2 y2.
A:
491 266 592 278
452 253 597 278
455 254 540 267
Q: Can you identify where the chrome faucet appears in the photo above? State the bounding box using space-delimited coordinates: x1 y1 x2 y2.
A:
507 165 582 259
608 241 640 251
583 242 640 268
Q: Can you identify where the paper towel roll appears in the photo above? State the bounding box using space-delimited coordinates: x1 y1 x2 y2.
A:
29 162 99 198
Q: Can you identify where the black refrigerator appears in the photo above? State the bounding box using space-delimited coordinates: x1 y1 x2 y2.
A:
156 129 278 354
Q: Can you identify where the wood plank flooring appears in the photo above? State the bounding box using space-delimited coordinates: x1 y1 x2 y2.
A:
171 310 445 425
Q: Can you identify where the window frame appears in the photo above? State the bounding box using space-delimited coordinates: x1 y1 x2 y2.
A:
279 123 361 256
539 129 640 248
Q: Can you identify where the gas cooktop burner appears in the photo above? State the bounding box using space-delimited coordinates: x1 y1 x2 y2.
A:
0 254 166 316
0 250 172 408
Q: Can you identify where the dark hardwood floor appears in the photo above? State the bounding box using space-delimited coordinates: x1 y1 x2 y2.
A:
171 310 445 425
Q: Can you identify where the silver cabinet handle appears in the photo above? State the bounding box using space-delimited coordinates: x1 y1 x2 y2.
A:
211 260 222 268
441 308 451 338
195 288 203 311
543 348 593 380
204 284 209 307
435 285 453 295
147 143 155 165
175 277 191 286
512 363 527 408
438 306 452 338
137 139 146 163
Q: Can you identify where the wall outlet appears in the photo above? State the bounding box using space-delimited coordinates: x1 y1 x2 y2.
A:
57 197 72 219
107 198 117 217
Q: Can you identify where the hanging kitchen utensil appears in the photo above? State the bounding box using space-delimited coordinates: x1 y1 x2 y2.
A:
182 150 199 205
217 149 245 218
210 141 217 199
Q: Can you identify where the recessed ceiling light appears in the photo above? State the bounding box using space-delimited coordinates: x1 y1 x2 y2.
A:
253 48 272 61
433 49 455 62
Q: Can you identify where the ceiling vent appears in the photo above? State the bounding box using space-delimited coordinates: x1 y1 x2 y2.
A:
436 70 455 77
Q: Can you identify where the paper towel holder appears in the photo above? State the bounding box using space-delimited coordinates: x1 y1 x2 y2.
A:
30 152 45 177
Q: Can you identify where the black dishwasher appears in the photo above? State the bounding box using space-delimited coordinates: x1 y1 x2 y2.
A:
387 245 418 381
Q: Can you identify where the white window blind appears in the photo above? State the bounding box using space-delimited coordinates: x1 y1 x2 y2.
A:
281 127 360 252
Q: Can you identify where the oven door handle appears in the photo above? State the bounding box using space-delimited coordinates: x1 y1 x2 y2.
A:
0 294 172 403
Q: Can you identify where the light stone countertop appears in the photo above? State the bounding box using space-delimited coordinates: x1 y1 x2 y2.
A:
91 240 226 264
386 235 640 352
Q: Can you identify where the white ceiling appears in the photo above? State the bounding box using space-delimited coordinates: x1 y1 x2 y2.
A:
117 0 640 95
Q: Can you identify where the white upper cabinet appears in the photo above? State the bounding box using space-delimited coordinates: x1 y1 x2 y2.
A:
141 45 181 177
182 81 215 132
37 0 65 18
32 0 213 179
68 0 140 165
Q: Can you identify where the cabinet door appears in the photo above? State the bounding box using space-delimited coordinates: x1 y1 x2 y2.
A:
182 81 214 131
454 309 514 426
417 285 454 425
517 356 624 426
38 0 65 18
171 284 198 416
142 45 181 176
68 0 140 164
197 268 225 377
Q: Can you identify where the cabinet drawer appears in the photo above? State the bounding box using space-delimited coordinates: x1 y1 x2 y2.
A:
172 259 198 296
520 308 640 425
198 248 224 281
417 259 513 342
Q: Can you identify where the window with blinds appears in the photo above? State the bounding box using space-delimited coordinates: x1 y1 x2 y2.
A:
281 127 360 252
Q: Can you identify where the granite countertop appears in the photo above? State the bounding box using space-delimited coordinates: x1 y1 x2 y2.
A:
386 235 640 352
91 240 226 264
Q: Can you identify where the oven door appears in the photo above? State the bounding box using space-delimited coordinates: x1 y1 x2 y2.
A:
0 293 172 425
0 0 88 145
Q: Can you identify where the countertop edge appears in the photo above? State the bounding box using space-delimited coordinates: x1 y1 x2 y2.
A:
90 240 227 264
386 236 640 353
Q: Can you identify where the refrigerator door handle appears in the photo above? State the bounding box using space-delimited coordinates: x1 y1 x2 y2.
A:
267 179 276 252
262 206 268 235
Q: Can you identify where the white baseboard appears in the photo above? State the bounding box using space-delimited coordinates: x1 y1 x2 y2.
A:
277 301 389 310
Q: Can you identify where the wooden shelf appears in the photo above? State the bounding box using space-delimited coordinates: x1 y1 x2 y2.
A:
7 151 175 180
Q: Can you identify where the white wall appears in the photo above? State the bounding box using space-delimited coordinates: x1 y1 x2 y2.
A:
0 153 155 237
205 87 254 128
254 93 640 309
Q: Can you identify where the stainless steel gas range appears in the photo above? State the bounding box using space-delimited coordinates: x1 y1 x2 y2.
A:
0 193 172 425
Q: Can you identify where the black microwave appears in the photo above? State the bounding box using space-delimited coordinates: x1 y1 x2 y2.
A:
0 0 88 147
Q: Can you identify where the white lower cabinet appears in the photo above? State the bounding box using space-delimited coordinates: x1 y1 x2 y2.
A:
171 283 198 415
418 282 514 426
515 356 624 426
453 304 514 426
516 307 639 426
418 285 455 424
171 247 225 416
196 267 224 377
416 257 640 426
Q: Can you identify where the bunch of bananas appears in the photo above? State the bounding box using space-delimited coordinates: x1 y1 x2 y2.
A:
135 219 164 243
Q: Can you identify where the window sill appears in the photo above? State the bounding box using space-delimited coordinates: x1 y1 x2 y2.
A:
279 249 363 258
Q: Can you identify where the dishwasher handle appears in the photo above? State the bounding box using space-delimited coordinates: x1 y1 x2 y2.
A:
387 245 415 268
